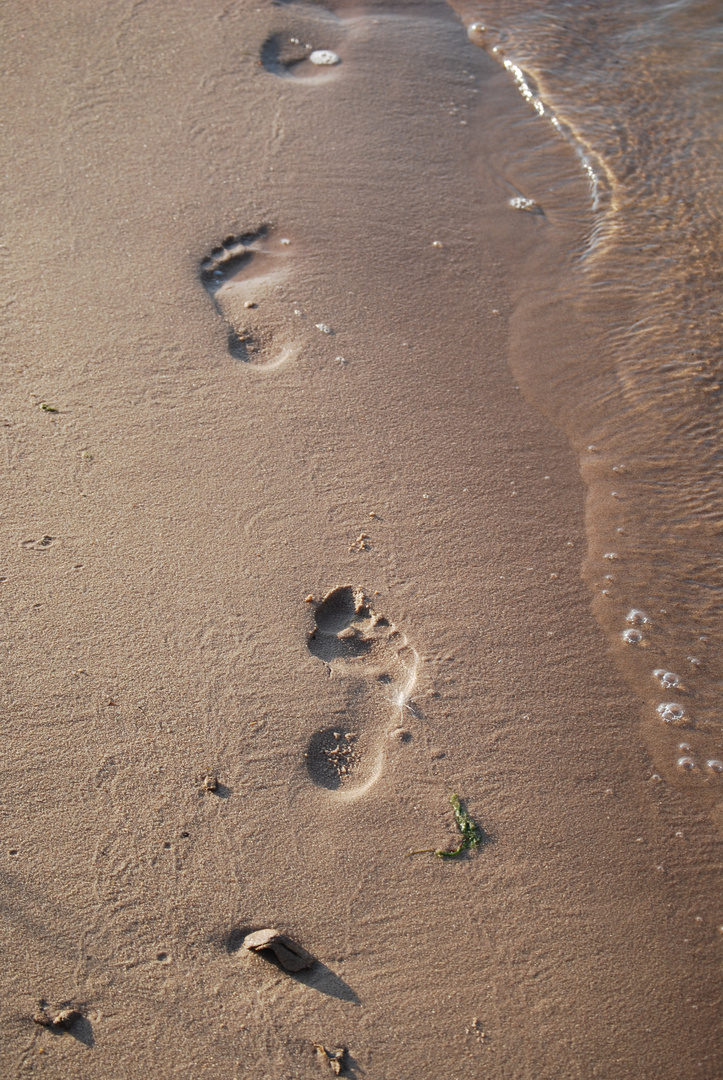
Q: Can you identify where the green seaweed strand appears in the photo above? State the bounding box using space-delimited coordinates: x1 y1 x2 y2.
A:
435 794 482 858
407 794 483 859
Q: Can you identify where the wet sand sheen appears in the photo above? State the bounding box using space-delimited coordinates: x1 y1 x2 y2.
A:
451 0 723 806
0 0 720 1076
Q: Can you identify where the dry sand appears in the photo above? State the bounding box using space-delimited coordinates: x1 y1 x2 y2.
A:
1 1 720 1077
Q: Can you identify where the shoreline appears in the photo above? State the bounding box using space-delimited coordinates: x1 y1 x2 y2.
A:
452 0 723 801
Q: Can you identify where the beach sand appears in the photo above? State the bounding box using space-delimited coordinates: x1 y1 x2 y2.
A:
1 1 720 1076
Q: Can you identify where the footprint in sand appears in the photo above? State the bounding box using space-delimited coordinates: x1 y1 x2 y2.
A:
305 586 419 795
261 4 344 82
200 227 298 369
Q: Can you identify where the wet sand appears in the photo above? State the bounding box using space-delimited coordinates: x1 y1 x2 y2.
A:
1 1 720 1077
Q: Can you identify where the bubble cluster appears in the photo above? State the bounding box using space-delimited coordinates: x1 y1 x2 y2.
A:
671 743 723 777
653 669 680 689
622 628 642 644
671 746 722 777
657 702 686 723
467 22 487 46
509 196 542 214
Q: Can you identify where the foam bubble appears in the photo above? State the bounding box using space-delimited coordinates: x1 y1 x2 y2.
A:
653 671 680 689
467 22 487 46
677 756 696 771
309 50 340 66
622 629 642 644
509 196 541 214
706 760 723 774
626 609 650 625
657 702 686 723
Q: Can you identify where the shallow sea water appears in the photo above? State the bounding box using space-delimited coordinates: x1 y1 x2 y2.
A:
447 0 723 805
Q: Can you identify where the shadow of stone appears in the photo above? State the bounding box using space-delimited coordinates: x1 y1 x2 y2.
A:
211 782 232 800
291 962 360 1004
344 1049 363 1078
68 1016 95 1048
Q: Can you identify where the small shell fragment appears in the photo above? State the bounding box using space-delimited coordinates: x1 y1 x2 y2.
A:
313 1043 347 1075
309 49 340 66
243 928 315 971
52 1008 82 1030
